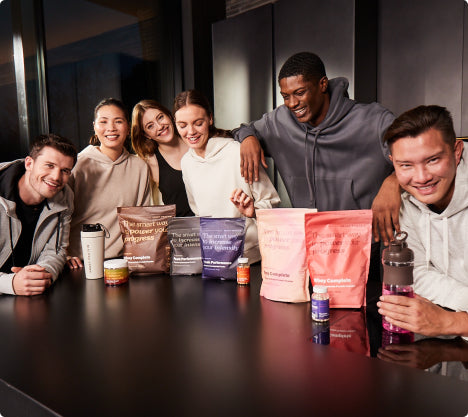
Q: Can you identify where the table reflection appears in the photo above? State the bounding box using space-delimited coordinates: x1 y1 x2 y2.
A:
378 332 468 381
309 302 468 382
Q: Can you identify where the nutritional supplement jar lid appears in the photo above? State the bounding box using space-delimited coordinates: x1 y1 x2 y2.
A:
238 257 249 265
313 285 328 294
104 259 128 269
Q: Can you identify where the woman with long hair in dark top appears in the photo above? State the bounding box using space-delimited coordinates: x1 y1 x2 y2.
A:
131 100 193 216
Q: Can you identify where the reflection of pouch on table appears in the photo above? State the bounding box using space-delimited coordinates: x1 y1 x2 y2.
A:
329 309 370 356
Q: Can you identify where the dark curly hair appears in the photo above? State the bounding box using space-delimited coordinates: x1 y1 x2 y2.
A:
278 52 326 84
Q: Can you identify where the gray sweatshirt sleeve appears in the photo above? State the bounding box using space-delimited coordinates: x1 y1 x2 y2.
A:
377 108 396 164
232 111 273 154
0 272 15 295
36 201 73 281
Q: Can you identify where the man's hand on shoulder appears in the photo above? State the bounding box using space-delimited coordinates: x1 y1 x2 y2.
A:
240 136 267 184
11 265 52 296
371 172 401 245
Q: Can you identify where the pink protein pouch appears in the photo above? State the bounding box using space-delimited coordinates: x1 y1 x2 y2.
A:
257 208 317 303
305 210 372 308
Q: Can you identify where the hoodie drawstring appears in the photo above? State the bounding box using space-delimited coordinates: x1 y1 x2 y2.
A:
442 217 449 276
55 213 61 254
9 216 15 266
424 213 430 271
305 129 321 208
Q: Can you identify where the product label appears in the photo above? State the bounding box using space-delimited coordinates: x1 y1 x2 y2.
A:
237 267 250 285
312 299 330 321
104 268 129 285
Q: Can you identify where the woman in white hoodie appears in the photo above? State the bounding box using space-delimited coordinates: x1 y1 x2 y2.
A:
173 90 280 263
67 98 151 266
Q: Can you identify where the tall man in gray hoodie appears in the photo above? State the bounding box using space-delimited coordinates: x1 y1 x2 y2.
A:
0 134 77 296
377 105 468 337
234 52 400 245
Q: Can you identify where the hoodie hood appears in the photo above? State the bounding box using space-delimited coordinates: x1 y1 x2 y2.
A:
186 137 234 162
304 77 355 134
79 145 131 166
402 144 468 277
0 160 25 204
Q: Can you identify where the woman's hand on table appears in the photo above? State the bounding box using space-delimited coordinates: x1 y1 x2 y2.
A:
67 256 83 269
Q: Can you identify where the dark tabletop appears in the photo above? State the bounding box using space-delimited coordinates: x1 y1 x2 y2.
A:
1 265 467 417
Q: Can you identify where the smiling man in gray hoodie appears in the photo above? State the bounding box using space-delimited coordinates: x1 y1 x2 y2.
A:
0 134 76 296
377 105 468 337
234 52 400 247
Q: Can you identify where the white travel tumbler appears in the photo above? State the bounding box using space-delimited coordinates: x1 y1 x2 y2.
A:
80 224 105 279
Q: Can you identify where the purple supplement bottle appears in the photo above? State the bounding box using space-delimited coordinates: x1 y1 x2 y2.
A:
312 286 330 322
382 231 414 334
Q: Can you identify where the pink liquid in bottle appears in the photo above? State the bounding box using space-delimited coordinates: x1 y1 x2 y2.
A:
382 283 414 334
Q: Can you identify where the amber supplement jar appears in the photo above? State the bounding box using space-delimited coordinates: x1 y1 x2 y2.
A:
104 259 129 286
237 257 250 285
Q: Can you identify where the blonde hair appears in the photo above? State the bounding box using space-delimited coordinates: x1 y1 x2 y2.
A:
131 100 177 158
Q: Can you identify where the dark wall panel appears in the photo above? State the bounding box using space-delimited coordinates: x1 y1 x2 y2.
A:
212 4 273 130
378 0 464 134
274 0 356 101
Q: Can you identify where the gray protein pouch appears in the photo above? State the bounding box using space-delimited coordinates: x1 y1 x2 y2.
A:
167 216 202 276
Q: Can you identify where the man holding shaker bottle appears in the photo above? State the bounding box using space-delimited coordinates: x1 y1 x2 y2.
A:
0 134 77 296
377 105 468 338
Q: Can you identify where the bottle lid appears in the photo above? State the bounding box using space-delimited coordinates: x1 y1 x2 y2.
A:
382 231 414 285
313 285 328 294
104 259 128 269
382 231 414 264
238 257 249 264
81 223 103 232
